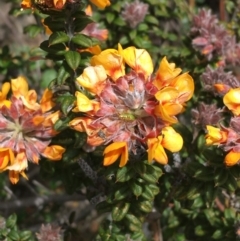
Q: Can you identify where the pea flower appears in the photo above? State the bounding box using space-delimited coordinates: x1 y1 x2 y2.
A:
0 76 65 183
21 0 110 10
70 45 194 167
205 87 240 166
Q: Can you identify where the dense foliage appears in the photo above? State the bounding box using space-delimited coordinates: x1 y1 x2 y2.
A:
1 0 240 241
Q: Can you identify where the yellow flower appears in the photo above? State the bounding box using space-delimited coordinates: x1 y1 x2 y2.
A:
205 125 228 145
89 0 110 9
147 127 183 164
0 82 11 107
161 126 183 152
40 89 55 113
147 136 168 165
72 92 96 112
91 49 125 81
11 76 40 110
122 46 153 78
42 145 66 161
103 142 129 167
154 57 182 89
223 88 240 116
224 150 240 166
76 65 107 95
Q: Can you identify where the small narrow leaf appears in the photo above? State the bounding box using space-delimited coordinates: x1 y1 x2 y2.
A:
64 51 81 70
49 31 69 46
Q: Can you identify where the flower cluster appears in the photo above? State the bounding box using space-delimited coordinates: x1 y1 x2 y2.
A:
121 0 149 28
0 77 65 184
69 45 194 167
206 88 240 166
21 0 110 10
201 66 239 96
191 8 240 65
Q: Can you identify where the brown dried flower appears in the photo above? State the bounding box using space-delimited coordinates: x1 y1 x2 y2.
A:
36 224 62 241
191 8 231 60
121 0 149 28
201 66 240 96
192 102 223 128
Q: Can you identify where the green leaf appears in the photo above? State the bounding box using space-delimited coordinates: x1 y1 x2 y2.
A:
194 168 214 181
73 17 94 32
20 231 32 241
24 24 42 37
64 51 81 70
145 15 159 25
129 30 137 40
130 182 143 197
56 94 75 115
49 31 69 46
141 185 155 200
7 230 20 241
71 34 99 48
40 40 66 56
6 214 17 228
130 232 145 240
96 201 113 214
41 69 57 88
125 214 142 229
57 65 70 85
138 200 153 213
112 202 130 221
116 166 133 182
214 168 229 186
114 186 129 200
211 230 223 239
44 16 65 32
148 184 160 195
106 12 115 23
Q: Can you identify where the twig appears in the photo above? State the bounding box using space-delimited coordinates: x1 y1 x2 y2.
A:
0 194 86 211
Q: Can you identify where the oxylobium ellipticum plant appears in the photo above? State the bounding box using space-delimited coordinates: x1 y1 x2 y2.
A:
2 0 240 240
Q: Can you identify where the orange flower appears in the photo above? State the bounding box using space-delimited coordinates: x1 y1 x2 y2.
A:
0 148 14 171
42 145 66 161
205 125 228 145
21 0 32 8
89 0 110 9
223 88 240 116
224 150 240 166
9 171 28 184
103 142 128 167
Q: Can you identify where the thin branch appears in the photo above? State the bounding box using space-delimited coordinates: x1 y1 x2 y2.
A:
0 194 86 211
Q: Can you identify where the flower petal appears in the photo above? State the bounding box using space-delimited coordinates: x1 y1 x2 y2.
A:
122 46 153 77
223 88 240 116
42 145 66 161
161 127 183 152
103 142 128 166
224 150 240 166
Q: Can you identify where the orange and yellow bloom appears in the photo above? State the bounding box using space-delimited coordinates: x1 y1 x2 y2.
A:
0 76 65 183
205 87 240 167
70 45 194 167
